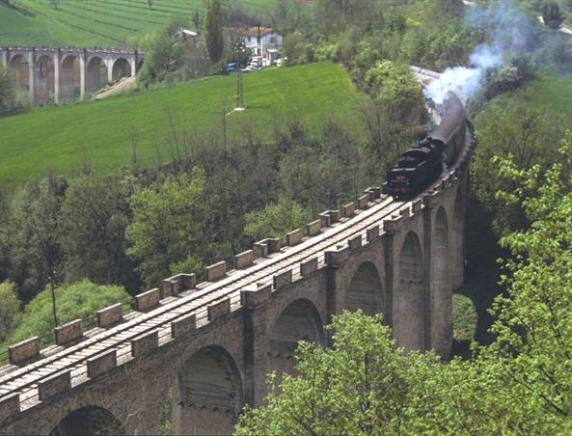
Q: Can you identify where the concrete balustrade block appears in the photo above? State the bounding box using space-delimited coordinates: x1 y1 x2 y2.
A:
206 261 226 282
134 288 160 312
358 194 370 209
326 210 340 224
306 220 321 237
38 370 71 401
253 241 268 259
273 270 293 290
131 330 159 358
286 229 303 246
257 238 281 254
412 199 423 214
241 283 272 309
0 394 20 424
300 257 318 277
342 202 355 218
319 212 331 227
348 235 362 251
207 298 231 321
235 250 254 269
96 303 123 328
8 337 39 364
365 186 381 199
161 277 178 298
175 273 197 291
367 225 380 242
171 314 197 338
54 319 82 346
87 350 117 379
325 245 350 267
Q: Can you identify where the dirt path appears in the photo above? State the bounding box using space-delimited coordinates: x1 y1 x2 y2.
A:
95 76 137 100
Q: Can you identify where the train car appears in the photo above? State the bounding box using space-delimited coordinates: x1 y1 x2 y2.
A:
383 91 466 200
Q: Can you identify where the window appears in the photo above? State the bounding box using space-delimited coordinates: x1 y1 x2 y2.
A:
270 36 276 44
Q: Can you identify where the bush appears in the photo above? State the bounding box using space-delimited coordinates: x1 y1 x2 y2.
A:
0 282 20 342
453 294 477 342
6 280 130 347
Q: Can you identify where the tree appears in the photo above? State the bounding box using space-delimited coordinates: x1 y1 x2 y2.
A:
126 169 209 288
9 176 67 302
60 175 134 288
542 1 564 29
243 195 310 241
147 0 154 10
205 0 224 63
0 282 20 343
0 63 16 114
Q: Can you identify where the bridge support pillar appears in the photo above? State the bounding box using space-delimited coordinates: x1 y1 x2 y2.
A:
242 285 272 407
53 51 60 104
383 233 395 329
107 57 114 83
422 204 434 352
27 51 35 104
0 50 7 68
79 53 86 100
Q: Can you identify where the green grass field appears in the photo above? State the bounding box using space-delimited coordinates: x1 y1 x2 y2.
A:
0 0 285 47
0 62 360 191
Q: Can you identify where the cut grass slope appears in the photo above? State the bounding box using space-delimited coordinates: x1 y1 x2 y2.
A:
0 63 360 191
0 0 286 47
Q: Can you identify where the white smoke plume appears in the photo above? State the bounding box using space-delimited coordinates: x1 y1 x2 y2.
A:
425 0 535 104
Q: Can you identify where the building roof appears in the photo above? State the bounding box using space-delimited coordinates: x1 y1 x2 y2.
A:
243 27 277 38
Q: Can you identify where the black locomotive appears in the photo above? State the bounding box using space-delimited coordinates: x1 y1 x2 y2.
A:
383 91 466 200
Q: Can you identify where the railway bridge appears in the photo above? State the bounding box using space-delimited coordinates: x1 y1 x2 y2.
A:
0 69 476 435
0 47 143 105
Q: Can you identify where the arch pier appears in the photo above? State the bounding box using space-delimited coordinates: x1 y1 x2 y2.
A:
0 47 142 105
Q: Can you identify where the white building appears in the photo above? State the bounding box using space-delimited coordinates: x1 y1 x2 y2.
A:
243 27 283 65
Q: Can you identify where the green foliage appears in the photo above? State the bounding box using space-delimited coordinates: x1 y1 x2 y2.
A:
126 169 208 288
243 195 310 241
6 280 130 347
543 1 565 28
60 175 134 287
473 98 563 237
452 294 477 342
0 64 16 114
205 0 224 63
0 281 20 343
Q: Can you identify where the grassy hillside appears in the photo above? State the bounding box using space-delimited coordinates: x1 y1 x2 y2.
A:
0 0 285 47
0 62 361 190
520 73 572 121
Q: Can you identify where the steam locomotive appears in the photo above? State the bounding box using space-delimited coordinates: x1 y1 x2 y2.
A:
383 91 466 200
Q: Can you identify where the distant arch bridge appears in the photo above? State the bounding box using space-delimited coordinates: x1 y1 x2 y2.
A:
0 47 144 105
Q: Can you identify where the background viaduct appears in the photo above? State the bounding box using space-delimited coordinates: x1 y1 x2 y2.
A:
0 68 476 435
0 47 143 104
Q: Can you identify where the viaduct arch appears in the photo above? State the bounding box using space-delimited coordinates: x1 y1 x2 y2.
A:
0 47 143 104
0 69 475 435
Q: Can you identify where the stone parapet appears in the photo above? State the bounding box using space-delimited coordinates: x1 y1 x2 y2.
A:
171 314 196 338
325 245 350 267
54 319 82 346
235 250 254 269
300 258 318 277
207 299 231 321
306 220 321 237
206 261 226 282
87 350 117 379
134 288 160 312
8 337 39 364
241 283 272 309
97 304 123 328
131 331 159 358
273 270 293 289
0 394 19 425
286 229 303 246
38 370 71 401
342 202 355 218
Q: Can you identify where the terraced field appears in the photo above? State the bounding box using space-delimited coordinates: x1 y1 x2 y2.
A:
0 62 361 191
0 0 286 47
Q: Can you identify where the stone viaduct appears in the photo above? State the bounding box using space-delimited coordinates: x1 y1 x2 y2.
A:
0 70 476 435
0 47 143 105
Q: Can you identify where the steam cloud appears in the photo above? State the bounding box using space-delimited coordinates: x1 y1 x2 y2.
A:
425 0 536 104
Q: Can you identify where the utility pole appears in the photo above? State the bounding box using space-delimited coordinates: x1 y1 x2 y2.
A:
234 40 246 110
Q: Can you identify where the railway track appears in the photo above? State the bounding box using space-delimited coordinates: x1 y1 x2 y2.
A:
0 191 416 412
